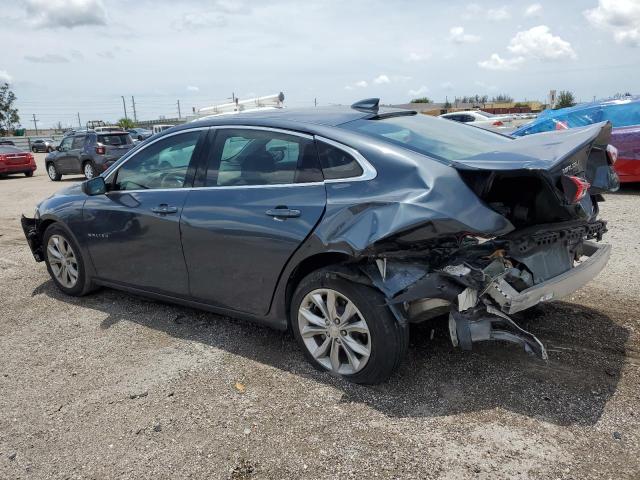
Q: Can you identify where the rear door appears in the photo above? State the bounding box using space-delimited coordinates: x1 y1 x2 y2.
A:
180 127 326 315
83 129 206 296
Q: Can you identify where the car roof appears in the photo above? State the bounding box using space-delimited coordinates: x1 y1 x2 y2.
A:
189 105 413 128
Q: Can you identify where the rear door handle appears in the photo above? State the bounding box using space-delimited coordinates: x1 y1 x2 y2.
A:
151 204 178 215
265 207 301 218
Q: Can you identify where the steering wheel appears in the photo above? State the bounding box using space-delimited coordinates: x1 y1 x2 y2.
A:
159 172 184 188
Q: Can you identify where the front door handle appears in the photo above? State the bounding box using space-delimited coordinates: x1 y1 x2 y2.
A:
265 207 301 218
151 204 178 215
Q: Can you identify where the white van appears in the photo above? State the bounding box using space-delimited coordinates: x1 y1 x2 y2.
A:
152 124 174 135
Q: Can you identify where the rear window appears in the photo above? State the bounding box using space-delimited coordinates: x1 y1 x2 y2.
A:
343 114 511 162
98 134 132 146
0 146 21 154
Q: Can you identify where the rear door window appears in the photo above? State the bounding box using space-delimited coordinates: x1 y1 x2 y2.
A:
205 129 322 186
317 141 363 180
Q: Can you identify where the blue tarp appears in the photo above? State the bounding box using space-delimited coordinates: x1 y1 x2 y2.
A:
512 98 640 137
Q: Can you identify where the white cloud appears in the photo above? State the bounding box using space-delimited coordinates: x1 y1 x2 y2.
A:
406 51 431 62
345 80 368 90
441 81 454 90
449 26 481 44
508 25 576 60
373 74 390 85
408 85 429 97
487 6 510 21
24 54 69 63
175 12 227 30
24 0 107 28
524 3 543 17
186 85 200 92
584 0 640 47
0 70 12 83
478 53 524 71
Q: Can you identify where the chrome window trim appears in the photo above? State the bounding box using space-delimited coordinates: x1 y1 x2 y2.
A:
103 126 376 193
211 125 314 140
314 136 377 183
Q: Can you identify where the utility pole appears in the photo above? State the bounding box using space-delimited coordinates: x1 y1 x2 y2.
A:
131 96 137 123
177 100 181 119
32 114 39 135
314 97 317 107
121 96 128 120
77 112 81 128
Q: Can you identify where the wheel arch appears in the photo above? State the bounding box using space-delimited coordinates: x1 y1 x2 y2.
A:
284 251 354 327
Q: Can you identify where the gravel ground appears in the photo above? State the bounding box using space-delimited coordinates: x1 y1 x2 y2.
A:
1 154 639 479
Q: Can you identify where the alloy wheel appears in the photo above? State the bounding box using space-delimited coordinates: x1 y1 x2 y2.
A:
298 288 371 375
47 164 57 180
47 234 79 288
84 163 95 179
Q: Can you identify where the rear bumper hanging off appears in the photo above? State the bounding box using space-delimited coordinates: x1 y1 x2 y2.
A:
21 215 44 262
486 241 611 314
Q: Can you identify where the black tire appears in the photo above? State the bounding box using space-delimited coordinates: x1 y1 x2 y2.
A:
47 147 53 153
291 268 409 384
42 223 94 296
46 162 61 181
24 170 34 177
32 147 37 153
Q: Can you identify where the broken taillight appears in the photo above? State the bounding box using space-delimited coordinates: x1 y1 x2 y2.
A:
561 175 590 204
606 144 618 164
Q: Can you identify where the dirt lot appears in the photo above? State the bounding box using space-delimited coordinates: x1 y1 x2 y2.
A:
1 154 639 479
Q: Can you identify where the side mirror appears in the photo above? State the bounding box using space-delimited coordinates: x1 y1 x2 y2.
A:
56 146 61 151
83 176 106 196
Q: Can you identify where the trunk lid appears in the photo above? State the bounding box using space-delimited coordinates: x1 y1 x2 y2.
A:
454 122 619 228
5 152 30 166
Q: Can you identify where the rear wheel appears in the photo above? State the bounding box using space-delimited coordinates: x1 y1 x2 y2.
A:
83 161 95 179
47 163 61 181
32 147 37 153
291 268 408 384
47 146 53 153
24 171 34 177
43 224 93 296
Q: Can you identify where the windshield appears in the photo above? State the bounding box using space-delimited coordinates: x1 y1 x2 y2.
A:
343 114 512 162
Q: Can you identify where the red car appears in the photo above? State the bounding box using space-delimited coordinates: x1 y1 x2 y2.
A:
0 145 37 177
612 125 640 182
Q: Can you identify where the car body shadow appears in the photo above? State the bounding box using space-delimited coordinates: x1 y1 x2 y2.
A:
33 280 628 427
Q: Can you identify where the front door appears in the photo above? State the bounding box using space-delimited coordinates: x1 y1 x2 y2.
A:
83 129 206 296
180 127 326 315
54 136 74 172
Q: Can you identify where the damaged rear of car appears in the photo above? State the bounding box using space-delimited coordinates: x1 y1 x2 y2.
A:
21 100 618 385
316 103 618 371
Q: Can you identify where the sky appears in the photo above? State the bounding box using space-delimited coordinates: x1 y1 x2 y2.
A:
0 0 639 128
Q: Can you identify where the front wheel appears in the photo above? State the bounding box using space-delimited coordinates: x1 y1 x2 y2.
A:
47 163 61 181
43 224 93 296
32 147 37 153
291 268 409 384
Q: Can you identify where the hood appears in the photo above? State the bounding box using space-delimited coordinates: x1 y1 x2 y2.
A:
451 122 611 171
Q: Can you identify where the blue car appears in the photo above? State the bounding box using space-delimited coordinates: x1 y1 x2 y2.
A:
21 99 618 383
